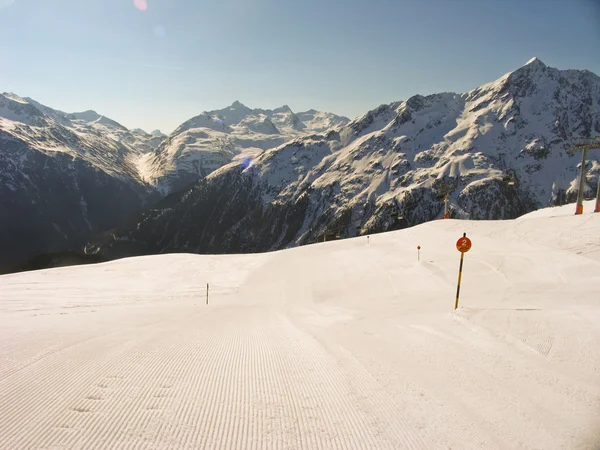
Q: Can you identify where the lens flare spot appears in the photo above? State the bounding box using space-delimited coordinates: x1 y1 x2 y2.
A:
133 0 148 11
240 155 253 170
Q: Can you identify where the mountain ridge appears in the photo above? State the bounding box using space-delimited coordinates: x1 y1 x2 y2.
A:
87 58 600 260
0 93 162 268
0 92 352 268
145 101 350 194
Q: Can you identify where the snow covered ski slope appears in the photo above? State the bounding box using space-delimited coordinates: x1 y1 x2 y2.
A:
1 201 599 449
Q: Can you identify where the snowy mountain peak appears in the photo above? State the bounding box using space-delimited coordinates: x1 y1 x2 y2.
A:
67 110 128 131
68 110 102 122
2 92 28 103
172 113 233 136
512 57 548 78
132 128 166 138
270 105 296 117
296 109 351 133
230 100 248 109
200 102 254 127
0 92 47 125
524 56 546 67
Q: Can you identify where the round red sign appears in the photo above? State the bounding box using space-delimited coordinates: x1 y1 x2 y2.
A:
456 237 472 253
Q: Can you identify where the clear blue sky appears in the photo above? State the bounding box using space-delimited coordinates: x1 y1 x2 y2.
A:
1 0 599 133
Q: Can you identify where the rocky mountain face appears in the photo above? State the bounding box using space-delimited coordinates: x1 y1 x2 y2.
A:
89 58 600 259
0 93 160 269
0 92 351 270
142 101 350 194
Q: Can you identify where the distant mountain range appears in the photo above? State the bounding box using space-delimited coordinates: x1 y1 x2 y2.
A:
143 101 350 194
2 58 599 271
85 58 600 260
0 93 158 269
132 128 167 138
0 94 348 269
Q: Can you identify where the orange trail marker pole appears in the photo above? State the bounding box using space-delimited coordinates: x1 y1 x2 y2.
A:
455 233 472 310
569 139 600 214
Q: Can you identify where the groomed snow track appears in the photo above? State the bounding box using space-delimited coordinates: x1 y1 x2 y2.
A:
1 202 599 449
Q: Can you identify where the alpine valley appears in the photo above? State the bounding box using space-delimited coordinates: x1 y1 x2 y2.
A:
2 58 599 269
0 94 348 270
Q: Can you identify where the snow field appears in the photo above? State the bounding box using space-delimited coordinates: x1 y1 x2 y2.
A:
0 202 599 449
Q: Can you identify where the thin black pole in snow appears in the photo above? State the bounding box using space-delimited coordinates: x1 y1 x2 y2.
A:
575 149 587 215
455 252 465 310
206 283 209 305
